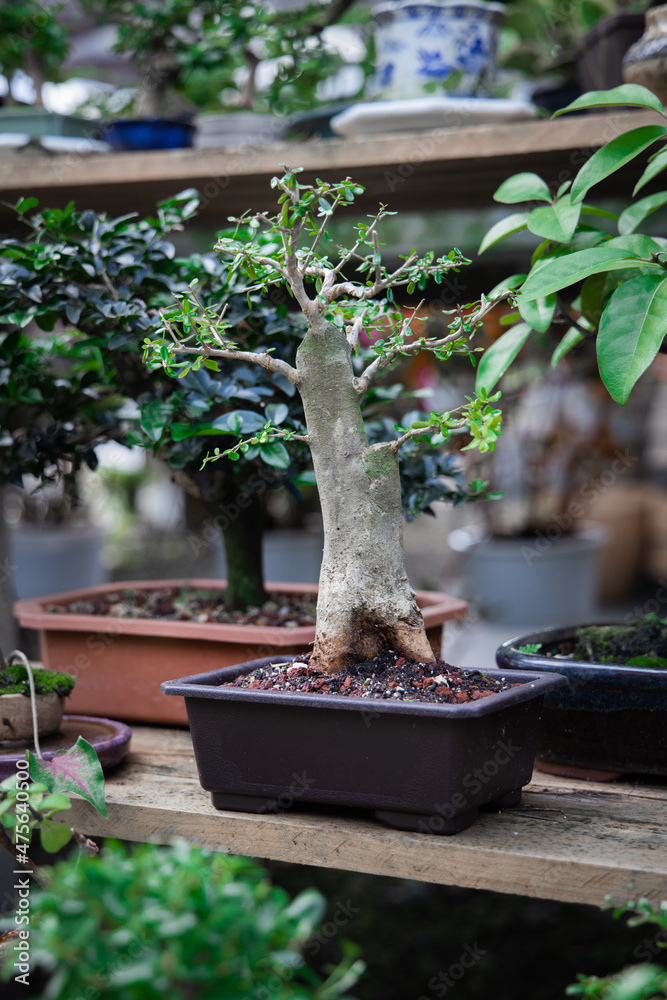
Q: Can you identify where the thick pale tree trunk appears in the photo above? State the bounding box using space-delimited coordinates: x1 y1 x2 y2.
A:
296 318 434 674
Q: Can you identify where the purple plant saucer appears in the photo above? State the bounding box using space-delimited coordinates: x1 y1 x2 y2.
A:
0 715 131 779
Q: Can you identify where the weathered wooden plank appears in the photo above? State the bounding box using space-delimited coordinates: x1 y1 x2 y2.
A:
0 111 660 226
64 725 667 907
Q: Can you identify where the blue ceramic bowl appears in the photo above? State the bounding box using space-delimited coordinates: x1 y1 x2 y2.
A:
103 118 195 151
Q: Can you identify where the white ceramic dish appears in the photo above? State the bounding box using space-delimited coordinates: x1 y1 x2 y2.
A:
330 96 536 137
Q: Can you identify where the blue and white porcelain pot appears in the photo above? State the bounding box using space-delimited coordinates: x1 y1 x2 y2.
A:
372 1 506 100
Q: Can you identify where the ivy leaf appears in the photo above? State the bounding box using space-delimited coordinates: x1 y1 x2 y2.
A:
552 84 666 117
597 274 667 404
27 737 107 818
493 173 552 204
39 818 74 854
571 126 667 204
475 323 532 393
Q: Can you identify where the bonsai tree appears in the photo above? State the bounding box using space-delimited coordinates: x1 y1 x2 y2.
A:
1 192 481 610
144 168 506 672
82 0 366 119
0 0 68 107
477 84 667 406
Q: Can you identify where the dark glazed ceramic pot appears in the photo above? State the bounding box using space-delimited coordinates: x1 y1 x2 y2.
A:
496 625 667 777
623 5 667 106
162 656 566 835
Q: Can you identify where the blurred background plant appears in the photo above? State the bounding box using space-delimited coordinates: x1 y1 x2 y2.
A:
0 839 365 1000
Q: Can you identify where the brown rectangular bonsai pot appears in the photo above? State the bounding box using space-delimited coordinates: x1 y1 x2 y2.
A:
162 655 567 834
14 580 467 726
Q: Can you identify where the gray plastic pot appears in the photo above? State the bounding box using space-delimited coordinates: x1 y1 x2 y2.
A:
163 656 566 835
463 526 603 626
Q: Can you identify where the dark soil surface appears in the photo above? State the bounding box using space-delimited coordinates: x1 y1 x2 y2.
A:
225 651 518 704
45 587 317 629
532 614 667 669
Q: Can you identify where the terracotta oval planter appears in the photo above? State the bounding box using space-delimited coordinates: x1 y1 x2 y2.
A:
0 691 64 741
14 580 468 726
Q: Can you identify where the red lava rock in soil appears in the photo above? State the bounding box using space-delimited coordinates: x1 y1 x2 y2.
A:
224 650 519 705
45 587 317 628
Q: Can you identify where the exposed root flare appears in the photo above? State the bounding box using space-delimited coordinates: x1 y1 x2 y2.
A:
311 610 435 675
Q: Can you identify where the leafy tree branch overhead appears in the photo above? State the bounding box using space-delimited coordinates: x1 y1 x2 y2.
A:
478 84 667 406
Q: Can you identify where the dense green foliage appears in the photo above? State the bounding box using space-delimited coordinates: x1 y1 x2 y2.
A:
0 662 75 697
567 898 667 999
0 192 490 551
83 0 370 116
0 839 364 999
480 85 667 406
0 0 68 94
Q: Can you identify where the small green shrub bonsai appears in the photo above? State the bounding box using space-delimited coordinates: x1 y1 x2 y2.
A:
144 168 509 672
2 191 487 610
1 838 365 999
82 0 367 119
0 0 68 108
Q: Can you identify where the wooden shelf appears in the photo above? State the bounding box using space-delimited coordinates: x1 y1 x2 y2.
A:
65 724 667 907
0 110 661 229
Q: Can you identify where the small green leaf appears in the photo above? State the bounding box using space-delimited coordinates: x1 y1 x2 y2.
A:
39 819 73 854
618 191 667 235
40 792 72 814
478 213 530 254
259 441 291 469
634 146 667 194
488 273 526 297
265 403 289 425
597 274 667 404
553 84 666 117
493 173 552 204
14 196 39 215
527 197 581 242
571 125 667 204
518 293 556 332
476 323 532 393
552 327 584 367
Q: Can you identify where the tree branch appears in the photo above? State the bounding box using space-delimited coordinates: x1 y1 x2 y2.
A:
168 345 300 385
389 418 466 452
356 320 468 393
